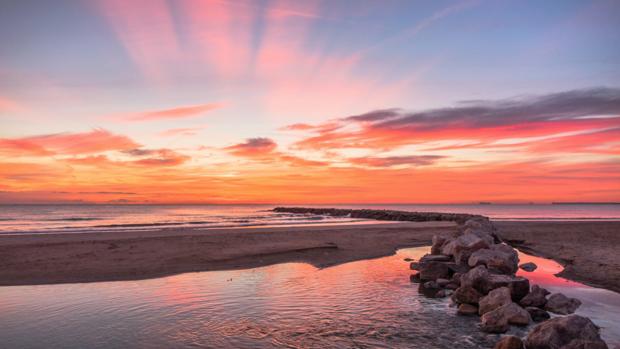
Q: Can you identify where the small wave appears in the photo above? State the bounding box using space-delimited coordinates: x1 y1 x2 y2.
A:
0 218 16 221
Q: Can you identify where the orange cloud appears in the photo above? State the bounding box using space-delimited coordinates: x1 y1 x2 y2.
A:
0 128 139 156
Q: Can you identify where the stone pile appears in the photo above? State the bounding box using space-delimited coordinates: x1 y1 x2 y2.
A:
409 216 609 348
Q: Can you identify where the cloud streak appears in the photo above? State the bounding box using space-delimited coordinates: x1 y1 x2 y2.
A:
113 103 223 122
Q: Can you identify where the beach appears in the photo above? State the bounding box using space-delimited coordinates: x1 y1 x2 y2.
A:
0 221 453 286
1 218 618 292
495 221 620 293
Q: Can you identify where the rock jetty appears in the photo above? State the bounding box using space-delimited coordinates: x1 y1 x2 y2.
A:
272 207 482 224
274 207 609 348
408 215 608 348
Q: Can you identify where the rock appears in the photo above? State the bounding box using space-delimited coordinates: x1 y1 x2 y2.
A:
457 303 478 316
424 281 440 289
461 265 529 300
479 286 512 315
561 340 609 349
468 244 519 275
452 286 483 305
410 273 421 283
436 289 451 298
410 262 421 271
451 272 463 285
519 262 537 272
445 282 459 290
460 265 490 291
481 302 531 333
404 258 414 262
545 293 582 315
442 233 490 264
420 254 453 263
480 307 510 333
526 307 551 322
419 261 451 281
418 283 442 298
494 336 524 349
431 234 452 255
436 278 451 287
520 285 550 308
463 227 496 246
485 274 530 301
524 315 608 349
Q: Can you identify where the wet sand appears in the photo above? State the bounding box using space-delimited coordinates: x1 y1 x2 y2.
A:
0 222 454 286
496 221 620 293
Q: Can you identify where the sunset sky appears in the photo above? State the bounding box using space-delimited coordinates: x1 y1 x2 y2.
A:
1 0 619 204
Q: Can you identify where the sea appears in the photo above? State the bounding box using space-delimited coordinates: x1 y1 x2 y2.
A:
0 203 619 234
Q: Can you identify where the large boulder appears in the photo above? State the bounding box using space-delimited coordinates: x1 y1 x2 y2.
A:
461 217 502 243
481 302 531 333
468 244 519 274
463 228 495 246
442 233 490 264
494 336 524 349
545 293 582 315
524 315 608 349
453 285 483 305
479 286 512 315
520 285 550 308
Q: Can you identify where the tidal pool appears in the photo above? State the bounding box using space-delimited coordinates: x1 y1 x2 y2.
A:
0 247 618 348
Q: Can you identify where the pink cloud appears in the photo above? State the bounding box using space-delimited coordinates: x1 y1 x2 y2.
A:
112 103 223 122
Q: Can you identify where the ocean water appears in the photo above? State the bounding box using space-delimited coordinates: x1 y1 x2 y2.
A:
0 247 618 348
0 203 618 233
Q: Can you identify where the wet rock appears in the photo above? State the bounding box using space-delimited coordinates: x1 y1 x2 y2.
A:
520 285 550 308
420 254 452 263
479 286 512 315
453 285 483 305
480 307 510 333
409 273 421 283
451 272 463 285
526 307 551 322
468 244 519 275
481 303 531 333
442 233 490 264
494 336 524 349
418 283 442 298
519 262 537 272
410 262 421 271
403 258 414 262
545 293 582 315
436 289 452 298
419 261 451 281
524 315 608 349
457 303 478 316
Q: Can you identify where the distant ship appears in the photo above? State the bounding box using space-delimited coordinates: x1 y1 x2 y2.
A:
479 202 492 205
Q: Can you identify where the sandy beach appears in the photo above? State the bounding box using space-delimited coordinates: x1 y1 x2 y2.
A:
495 221 620 293
2 220 619 293
0 221 454 286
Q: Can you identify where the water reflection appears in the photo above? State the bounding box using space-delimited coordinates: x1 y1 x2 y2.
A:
0 247 618 348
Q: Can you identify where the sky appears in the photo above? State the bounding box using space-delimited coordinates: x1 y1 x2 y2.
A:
0 0 619 204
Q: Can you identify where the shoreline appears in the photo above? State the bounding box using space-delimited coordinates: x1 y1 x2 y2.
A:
0 221 453 286
495 221 620 294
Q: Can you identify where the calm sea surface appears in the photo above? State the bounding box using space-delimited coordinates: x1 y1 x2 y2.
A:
0 247 618 348
0 204 618 233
